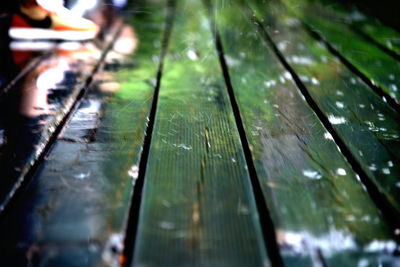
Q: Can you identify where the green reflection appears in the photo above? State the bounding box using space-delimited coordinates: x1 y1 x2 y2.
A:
133 0 269 266
98 1 165 234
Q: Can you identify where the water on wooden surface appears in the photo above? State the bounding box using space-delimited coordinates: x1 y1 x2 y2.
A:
280 0 400 104
132 0 269 266
0 0 399 266
0 2 161 265
213 0 400 265
252 0 400 213
0 41 100 211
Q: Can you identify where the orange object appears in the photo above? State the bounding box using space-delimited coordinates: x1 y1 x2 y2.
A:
9 2 99 40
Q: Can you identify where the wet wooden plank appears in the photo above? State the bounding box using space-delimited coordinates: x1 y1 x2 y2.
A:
279 0 400 105
132 0 269 266
0 42 101 212
0 3 163 266
212 0 399 265
306 0 400 57
247 1 400 215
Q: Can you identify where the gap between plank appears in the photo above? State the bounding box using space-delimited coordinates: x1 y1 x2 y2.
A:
303 23 400 115
202 1 285 265
248 12 400 235
121 1 175 266
350 25 400 62
0 23 125 217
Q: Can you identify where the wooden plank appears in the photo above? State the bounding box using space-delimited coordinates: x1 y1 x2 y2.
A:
212 0 399 265
132 0 269 266
0 2 163 265
0 42 100 212
279 0 400 105
247 1 400 214
309 0 400 57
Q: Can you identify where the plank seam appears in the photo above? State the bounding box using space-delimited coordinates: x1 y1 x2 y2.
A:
350 25 400 62
214 27 285 267
203 1 285 265
121 1 175 266
248 11 400 233
302 23 400 114
0 23 124 216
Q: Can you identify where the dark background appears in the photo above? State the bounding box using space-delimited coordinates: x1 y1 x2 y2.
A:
335 0 400 31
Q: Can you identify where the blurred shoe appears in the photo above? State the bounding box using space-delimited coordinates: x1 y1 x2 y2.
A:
9 3 99 40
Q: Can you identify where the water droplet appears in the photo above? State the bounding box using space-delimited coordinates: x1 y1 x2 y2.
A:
324 132 334 140
283 71 292 80
328 115 346 125
74 172 91 180
335 102 344 108
365 240 397 252
291 56 314 65
159 221 175 230
277 41 288 51
302 169 322 179
336 168 346 176
369 164 377 171
187 49 198 61
214 153 222 159
264 80 276 88
173 144 192 150
311 77 320 85
225 55 241 67
128 165 139 179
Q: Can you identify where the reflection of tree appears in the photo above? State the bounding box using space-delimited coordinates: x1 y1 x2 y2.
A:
98 3 163 230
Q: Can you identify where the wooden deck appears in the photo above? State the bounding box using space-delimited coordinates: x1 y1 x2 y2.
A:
0 0 399 266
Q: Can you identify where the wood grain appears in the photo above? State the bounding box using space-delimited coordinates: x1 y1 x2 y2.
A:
132 0 269 266
213 0 399 265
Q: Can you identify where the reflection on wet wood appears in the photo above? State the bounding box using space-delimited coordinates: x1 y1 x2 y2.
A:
0 21 50 97
0 3 162 266
0 0 399 266
213 0 398 265
0 43 99 212
132 0 269 266
280 0 400 104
